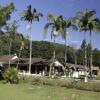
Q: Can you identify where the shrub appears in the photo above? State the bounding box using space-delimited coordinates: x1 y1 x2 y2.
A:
32 77 43 85
74 81 100 92
20 76 100 92
31 77 75 88
93 75 100 80
3 67 19 84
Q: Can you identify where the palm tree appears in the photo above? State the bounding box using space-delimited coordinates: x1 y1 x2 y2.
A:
21 5 43 75
57 15 77 76
75 9 100 79
85 10 100 77
73 9 89 82
44 14 60 76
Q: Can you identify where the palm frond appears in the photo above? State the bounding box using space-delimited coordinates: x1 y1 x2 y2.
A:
86 10 96 18
33 8 36 13
33 12 43 21
47 14 57 21
0 3 14 26
37 12 43 17
21 5 43 23
59 28 66 39
94 18 100 23
70 25 78 31
44 23 53 34
76 11 84 17
92 18 100 33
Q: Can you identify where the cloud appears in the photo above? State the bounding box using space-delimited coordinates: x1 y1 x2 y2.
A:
43 38 52 42
72 40 79 43
68 40 79 45
67 40 79 48
60 40 79 44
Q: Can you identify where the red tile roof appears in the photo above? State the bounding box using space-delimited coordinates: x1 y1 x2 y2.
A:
0 55 17 64
0 55 48 65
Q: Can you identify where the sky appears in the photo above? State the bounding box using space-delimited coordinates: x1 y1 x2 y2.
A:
1 0 100 49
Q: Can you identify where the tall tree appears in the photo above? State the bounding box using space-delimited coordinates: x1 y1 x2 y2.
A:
75 9 100 77
17 34 25 69
44 14 60 76
93 48 100 66
0 3 14 27
77 40 87 65
57 16 77 70
5 21 18 67
85 10 100 76
0 3 14 65
21 5 43 75
73 9 89 82
87 43 91 68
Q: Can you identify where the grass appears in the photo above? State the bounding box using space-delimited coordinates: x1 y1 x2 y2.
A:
22 76 100 92
93 75 100 80
0 82 100 100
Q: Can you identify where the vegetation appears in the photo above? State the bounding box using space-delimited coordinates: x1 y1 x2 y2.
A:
56 16 77 75
0 32 100 67
74 9 100 81
0 3 14 27
0 2 100 85
21 5 43 75
0 3 100 68
0 82 100 100
21 76 100 92
3 67 19 84
5 21 18 67
44 14 62 76
0 2 100 100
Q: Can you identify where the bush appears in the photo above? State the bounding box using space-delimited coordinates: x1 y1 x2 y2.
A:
3 67 19 84
43 78 100 92
32 77 43 85
19 76 100 92
93 75 100 80
30 77 75 88
0 73 3 80
74 81 100 92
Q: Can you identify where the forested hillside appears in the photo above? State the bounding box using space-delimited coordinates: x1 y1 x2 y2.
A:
0 31 100 67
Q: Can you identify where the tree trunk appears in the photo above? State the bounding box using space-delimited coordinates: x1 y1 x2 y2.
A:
49 64 52 77
49 36 56 77
64 37 67 75
29 23 32 75
84 32 88 82
74 51 77 72
65 37 67 66
53 36 55 60
90 30 92 77
52 37 56 76
17 48 22 69
9 41 11 68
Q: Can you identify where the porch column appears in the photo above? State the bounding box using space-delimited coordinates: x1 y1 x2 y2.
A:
35 66 37 74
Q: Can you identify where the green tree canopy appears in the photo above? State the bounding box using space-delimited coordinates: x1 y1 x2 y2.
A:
0 3 14 27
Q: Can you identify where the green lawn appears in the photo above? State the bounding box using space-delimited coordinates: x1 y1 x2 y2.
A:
0 82 100 100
